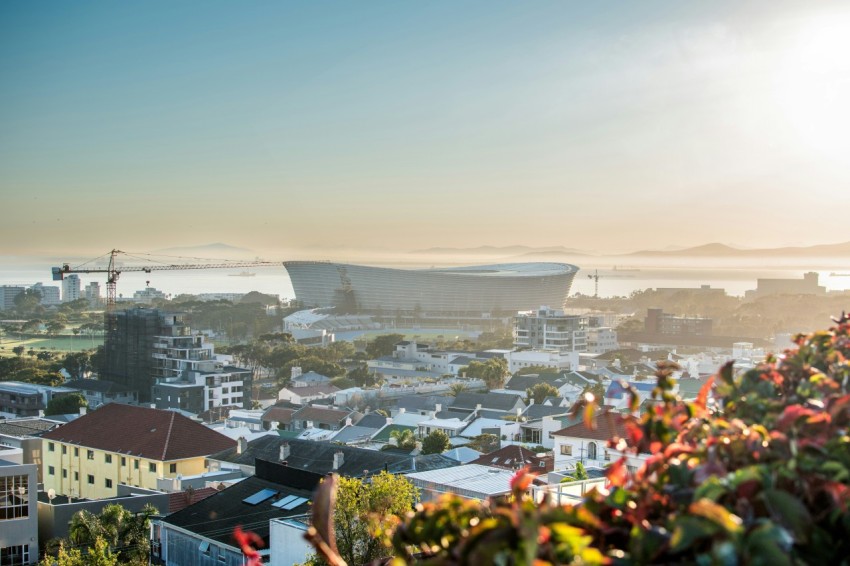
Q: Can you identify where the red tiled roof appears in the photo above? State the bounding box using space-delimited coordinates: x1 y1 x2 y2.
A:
551 410 629 442
262 407 295 424
167 486 221 514
471 445 554 471
41 403 236 461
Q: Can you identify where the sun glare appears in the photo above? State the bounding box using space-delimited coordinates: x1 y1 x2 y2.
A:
774 11 850 163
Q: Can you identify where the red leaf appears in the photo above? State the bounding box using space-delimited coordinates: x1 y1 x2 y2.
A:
776 405 816 431
695 376 714 411
510 465 536 493
626 421 644 448
605 457 629 487
823 481 850 511
233 526 264 566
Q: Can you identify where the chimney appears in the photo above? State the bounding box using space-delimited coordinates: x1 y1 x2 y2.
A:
79 406 87 416
435 403 442 413
236 437 247 455
398 408 406 414
332 451 344 471
279 442 290 462
345 417 353 427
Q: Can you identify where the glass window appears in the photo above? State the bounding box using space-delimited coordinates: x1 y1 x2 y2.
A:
560 444 573 456
74 448 79 457
74 472 79 481
0 475 29 520
134 459 139 470
87 475 94 485
48 466 55 476
149 463 157 473
0 544 30 565
87 450 94 460
169 463 177 474
105 479 113 489
48 442 55 452
62 469 67 479
105 454 112 464
62 445 67 455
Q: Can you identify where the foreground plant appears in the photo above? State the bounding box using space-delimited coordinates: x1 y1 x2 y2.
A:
302 314 850 565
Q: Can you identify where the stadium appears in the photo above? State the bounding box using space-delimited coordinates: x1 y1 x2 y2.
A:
282 261 579 316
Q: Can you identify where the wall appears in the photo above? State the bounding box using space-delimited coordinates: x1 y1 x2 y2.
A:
0 462 38 565
269 518 312 566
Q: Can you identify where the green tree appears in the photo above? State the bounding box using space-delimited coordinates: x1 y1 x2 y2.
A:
45 393 87 416
68 503 157 563
63 352 92 379
526 382 560 404
46 320 66 336
39 537 118 566
365 333 405 359
303 472 419 566
14 288 42 315
559 461 588 483
12 345 25 357
421 429 450 455
390 428 416 450
461 357 509 389
465 433 500 453
346 364 374 388
448 383 467 397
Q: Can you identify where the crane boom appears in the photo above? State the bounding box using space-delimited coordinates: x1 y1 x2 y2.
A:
52 249 280 310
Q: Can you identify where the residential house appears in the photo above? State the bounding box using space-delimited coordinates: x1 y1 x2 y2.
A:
406 464 519 502
157 459 322 566
470 445 554 473
287 405 354 433
40 404 236 499
0 458 38 565
0 417 63 482
0 382 77 418
450 392 526 416
62 379 138 409
277 383 339 404
208 437 456 478
551 410 649 473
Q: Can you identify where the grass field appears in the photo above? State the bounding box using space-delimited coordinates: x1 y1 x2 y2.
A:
0 334 103 357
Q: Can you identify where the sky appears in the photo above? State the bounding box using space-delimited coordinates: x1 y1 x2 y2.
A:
2 1 849 259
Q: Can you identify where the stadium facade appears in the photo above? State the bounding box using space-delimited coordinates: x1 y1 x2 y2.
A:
283 261 579 316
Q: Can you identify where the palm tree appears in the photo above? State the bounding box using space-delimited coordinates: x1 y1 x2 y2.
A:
68 503 158 562
390 428 416 450
449 383 467 397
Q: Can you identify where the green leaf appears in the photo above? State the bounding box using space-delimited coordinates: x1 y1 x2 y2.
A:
670 516 716 553
688 499 743 534
762 489 811 543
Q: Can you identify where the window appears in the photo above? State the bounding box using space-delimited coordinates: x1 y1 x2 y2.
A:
604 451 611 462
62 445 67 455
62 469 67 479
87 475 94 485
105 479 113 489
48 442 55 452
74 448 79 457
105 454 112 464
560 445 573 456
121 457 126 466
134 459 139 470
169 463 177 474
48 466 55 476
0 475 29 520
149 463 157 473
587 442 598 460
74 472 79 481
87 450 94 460
0 544 30 565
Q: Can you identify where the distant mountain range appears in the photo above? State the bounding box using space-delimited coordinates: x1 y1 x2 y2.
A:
410 241 850 259
411 245 594 256
625 241 850 257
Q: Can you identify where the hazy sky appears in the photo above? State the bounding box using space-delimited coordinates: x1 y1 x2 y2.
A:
2 1 849 257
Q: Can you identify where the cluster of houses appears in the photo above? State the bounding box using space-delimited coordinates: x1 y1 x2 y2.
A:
0 313 766 566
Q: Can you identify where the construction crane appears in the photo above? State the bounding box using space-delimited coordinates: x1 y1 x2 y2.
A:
587 269 603 299
52 249 280 310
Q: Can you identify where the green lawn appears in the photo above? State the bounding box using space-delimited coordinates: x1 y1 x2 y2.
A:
0 334 102 356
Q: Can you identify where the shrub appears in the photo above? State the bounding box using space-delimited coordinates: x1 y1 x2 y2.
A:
303 314 850 565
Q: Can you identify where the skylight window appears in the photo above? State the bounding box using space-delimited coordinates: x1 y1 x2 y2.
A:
271 495 298 508
242 488 277 505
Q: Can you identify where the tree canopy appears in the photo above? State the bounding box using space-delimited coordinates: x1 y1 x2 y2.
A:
460 357 509 389
45 393 87 416
421 429 450 455
365 334 405 359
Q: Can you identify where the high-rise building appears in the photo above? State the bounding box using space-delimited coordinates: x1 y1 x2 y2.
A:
513 306 587 353
0 285 25 311
30 283 61 306
84 282 101 307
102 308 252 409
61 275 81 303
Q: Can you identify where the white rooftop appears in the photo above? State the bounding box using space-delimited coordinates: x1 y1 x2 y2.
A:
406 464 515 498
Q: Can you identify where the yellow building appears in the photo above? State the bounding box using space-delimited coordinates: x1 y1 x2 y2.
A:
41 404 236 499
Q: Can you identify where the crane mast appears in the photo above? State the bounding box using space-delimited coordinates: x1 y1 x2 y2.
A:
52 249 280 310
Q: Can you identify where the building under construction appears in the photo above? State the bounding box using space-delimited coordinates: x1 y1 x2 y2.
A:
102 308 165 402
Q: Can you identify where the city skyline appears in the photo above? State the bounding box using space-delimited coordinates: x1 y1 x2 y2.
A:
2 1 849 256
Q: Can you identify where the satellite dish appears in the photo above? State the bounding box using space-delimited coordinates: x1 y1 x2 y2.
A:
47 488 56 503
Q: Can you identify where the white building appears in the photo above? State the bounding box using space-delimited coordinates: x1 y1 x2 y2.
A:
514 306 587 353
133 287 167 304
585 327 619 354
505 349 579 373
61 275 81 303
30 283 61 306
84 282 101 307
551 411 649 474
